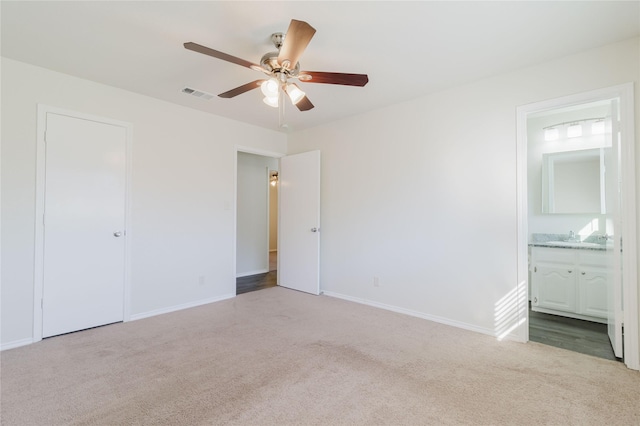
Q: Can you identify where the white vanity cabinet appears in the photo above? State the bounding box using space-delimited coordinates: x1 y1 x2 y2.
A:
535 264 576 313
577 252 609 318
530 246 608 323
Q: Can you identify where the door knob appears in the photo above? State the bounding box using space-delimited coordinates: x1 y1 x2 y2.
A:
311 227 318 233
113 231 123 237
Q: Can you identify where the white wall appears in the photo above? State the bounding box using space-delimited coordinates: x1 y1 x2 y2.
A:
1 58 286 347
236 152 278 276
287 38 640 339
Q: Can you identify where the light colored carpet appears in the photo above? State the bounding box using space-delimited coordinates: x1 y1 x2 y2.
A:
2 287 639 425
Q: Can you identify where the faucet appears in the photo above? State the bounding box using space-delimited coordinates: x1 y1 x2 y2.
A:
568 231 579 242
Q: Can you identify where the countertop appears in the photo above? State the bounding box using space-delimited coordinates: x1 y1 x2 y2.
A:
529 233 608 251
528 241 606 251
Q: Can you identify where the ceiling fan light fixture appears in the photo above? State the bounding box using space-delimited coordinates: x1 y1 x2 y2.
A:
260 78 280 97
263 96 279 108
285 83 305 105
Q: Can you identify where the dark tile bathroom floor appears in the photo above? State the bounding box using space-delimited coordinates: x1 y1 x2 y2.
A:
529 307 619 361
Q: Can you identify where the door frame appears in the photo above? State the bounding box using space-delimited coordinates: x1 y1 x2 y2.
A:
33 104 133 342
234 146 285 291
516 84 638 370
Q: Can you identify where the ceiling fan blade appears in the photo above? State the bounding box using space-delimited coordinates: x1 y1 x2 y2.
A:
298 71 369 87
277 19 316 69
218 80 265 98
184 42 260 70
295 96 314 112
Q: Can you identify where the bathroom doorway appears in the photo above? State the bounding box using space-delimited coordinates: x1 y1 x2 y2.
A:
527 99 618 360
517 84 638 369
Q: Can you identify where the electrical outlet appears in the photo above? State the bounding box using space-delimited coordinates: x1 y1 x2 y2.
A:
198 275 205 286
373 276 380 287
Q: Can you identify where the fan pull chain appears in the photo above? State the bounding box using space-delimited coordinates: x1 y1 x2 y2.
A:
278 87 285 128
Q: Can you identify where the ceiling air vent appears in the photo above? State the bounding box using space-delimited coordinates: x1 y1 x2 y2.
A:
182 87 215 100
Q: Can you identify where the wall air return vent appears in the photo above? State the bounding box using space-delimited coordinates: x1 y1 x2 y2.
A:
181 87 215 100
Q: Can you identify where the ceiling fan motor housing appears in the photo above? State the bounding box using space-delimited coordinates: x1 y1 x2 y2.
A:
260 51 280 72
260 51 300 77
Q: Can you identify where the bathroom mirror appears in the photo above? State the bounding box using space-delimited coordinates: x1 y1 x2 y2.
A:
542 148 604 214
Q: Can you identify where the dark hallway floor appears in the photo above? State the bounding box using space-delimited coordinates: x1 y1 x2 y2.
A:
236 271 277 295
236 251 277 295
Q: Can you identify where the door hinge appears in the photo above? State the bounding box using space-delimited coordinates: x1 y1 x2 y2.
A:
534 266 537 273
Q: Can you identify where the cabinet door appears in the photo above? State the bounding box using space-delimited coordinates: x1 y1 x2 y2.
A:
579 268 608 318
534 265 577 312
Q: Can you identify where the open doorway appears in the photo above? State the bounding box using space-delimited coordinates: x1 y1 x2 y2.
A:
234 147 322 297
517 84 638 370
236 151 279 294
526 99 619 361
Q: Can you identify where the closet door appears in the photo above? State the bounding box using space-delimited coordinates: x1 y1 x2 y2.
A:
42 112 127 337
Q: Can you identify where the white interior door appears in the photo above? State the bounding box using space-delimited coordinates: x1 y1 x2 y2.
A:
604 99 623 358
278 150 320 295
42 113 127 338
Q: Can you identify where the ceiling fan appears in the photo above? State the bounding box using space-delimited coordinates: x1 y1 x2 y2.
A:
184 19 369 115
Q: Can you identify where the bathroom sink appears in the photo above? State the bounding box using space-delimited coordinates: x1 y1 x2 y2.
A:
545 241 603 248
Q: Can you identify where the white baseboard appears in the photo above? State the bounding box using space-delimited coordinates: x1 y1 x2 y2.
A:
2 295 236 350
1 338 34 351
322 291 521 341
129 294 235 322
236 269 269 278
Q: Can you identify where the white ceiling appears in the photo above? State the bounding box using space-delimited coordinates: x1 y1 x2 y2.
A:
2 1 639 132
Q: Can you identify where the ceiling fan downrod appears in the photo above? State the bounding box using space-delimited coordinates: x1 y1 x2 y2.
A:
271 32 284 50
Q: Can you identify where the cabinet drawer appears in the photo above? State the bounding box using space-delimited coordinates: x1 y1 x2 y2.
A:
531 247 578 264
580 251 608 268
